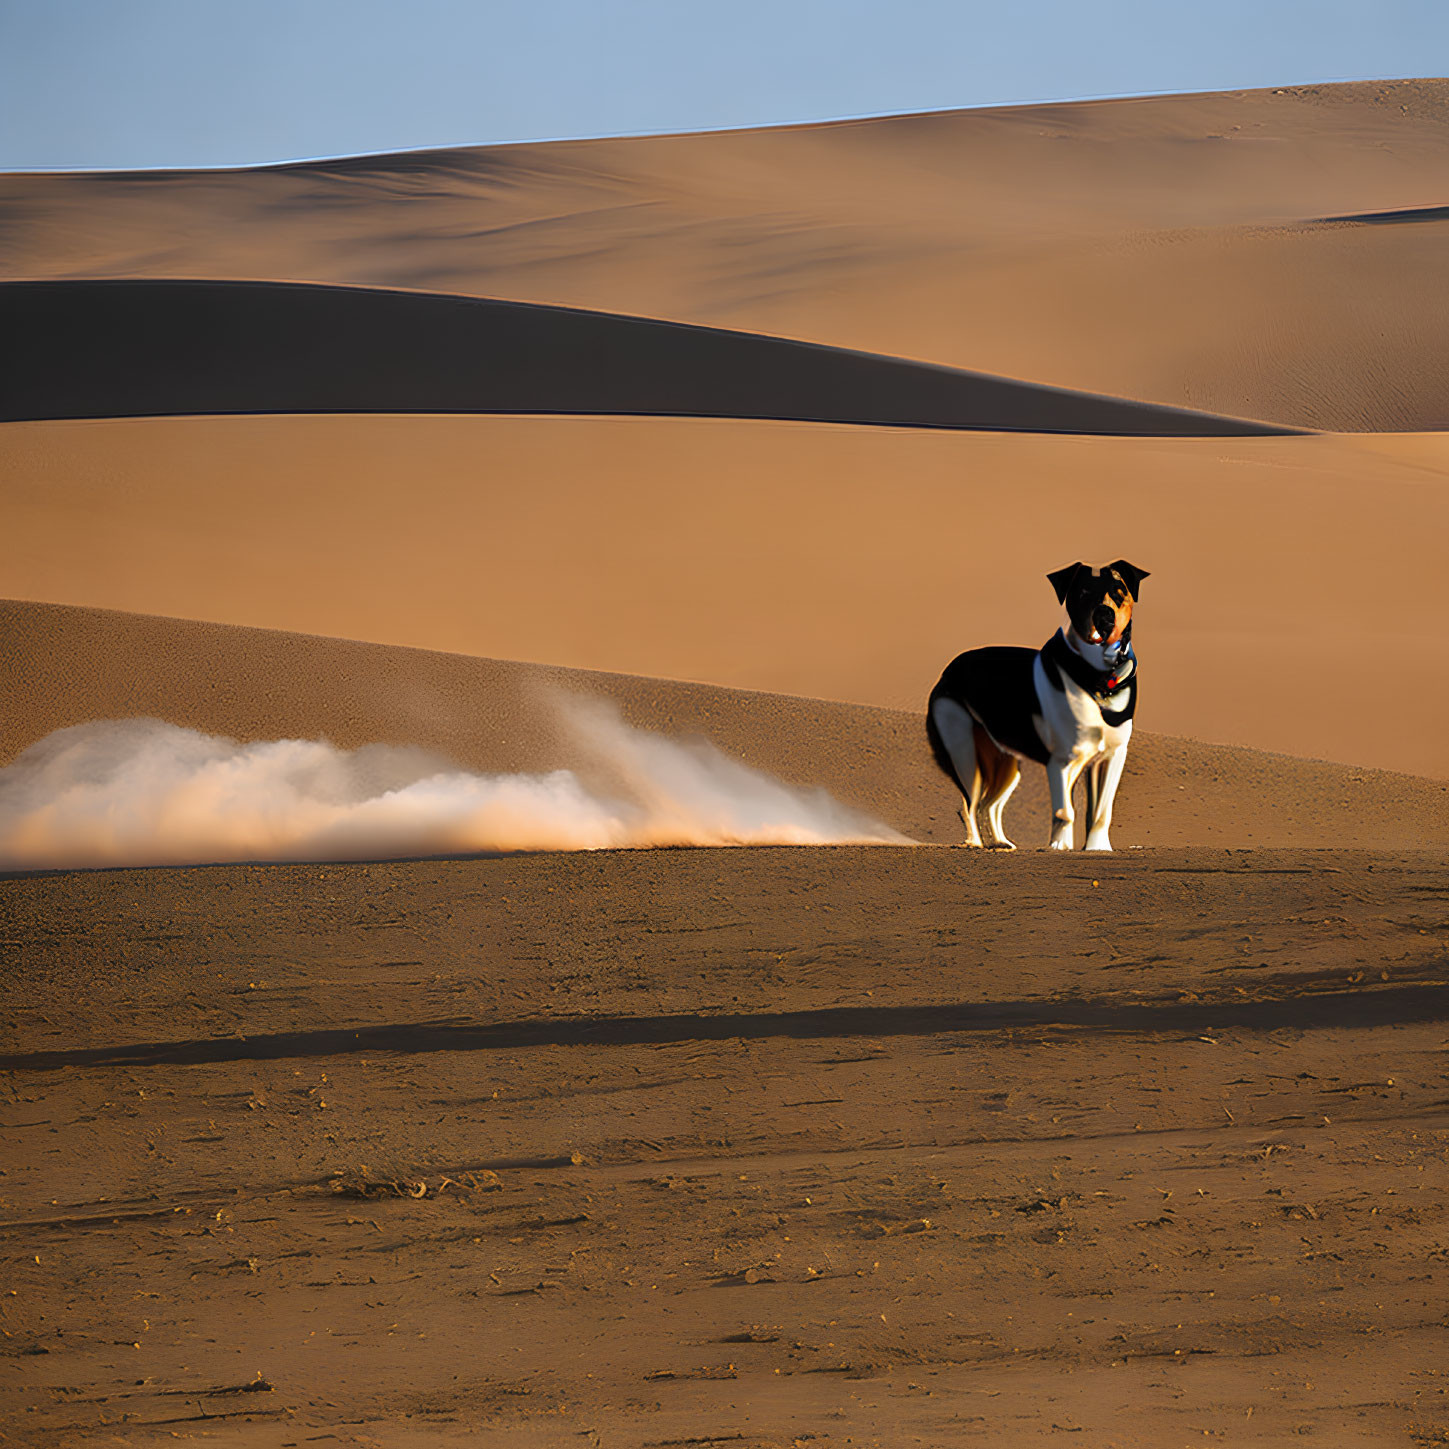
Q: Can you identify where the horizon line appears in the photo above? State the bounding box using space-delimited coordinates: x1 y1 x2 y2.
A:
2 72 1439 178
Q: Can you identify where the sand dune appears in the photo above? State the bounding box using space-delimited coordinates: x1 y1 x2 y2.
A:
738 217 1449 433
5 82 1449 779
0 279 1284 435
4 81 1449 428
6 600 1449 852
6 80 1449 1448
5 418 1449 778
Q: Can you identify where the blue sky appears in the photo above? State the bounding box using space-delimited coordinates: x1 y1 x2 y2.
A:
3 0 1447 171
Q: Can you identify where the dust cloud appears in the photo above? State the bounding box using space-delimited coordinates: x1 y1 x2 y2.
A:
0 701 910 870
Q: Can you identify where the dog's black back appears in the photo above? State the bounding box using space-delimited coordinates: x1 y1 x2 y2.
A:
926 646 1052 781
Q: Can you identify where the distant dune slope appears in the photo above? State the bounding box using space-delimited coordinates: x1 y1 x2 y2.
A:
5 415 1448 778
4 82 1448 429
744 217 1449 433
5 600 1448 850
0 279 1285 436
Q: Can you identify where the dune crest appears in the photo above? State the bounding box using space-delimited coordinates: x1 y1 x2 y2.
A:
0 279 1288 436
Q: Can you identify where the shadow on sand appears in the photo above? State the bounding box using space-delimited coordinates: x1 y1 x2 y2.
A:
4 979 1446 1072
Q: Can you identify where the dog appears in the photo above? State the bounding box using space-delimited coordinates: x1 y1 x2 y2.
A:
926 560 1149 851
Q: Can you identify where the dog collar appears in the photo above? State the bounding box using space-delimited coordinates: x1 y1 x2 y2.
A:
1042 629 1138 725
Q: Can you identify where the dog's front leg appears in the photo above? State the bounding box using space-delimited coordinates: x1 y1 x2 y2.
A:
1084 746 1129 851
1047 756 1076 850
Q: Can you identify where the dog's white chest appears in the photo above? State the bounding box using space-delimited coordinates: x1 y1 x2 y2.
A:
1034 657 1133 759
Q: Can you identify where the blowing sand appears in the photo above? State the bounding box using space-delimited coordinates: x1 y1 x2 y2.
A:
0 708 911 873
4 79 1449 1447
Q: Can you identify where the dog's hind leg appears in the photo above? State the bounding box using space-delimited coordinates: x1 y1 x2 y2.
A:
979 741 1021 851
929 697 985 847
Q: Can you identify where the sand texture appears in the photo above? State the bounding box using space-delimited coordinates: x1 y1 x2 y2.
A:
4 849 1449 1445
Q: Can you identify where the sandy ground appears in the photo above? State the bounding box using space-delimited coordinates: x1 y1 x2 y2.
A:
3 847 1448 1447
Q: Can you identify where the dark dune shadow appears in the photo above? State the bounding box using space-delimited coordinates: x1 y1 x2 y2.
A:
0 279 1297 437
1315 203 1449 226
4 982 1444 1072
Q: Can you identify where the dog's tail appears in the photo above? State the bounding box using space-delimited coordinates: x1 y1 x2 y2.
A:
925 686 974 796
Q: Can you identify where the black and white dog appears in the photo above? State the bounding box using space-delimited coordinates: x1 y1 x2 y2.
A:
926 561 1149 851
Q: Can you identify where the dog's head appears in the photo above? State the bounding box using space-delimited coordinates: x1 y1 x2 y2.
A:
1047 561 1149 649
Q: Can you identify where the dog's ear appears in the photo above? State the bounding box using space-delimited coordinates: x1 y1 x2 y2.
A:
1047 562 1086 605
1109 560 1150 601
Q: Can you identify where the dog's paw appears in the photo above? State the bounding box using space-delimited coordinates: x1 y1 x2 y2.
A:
1048 835 1074 852
1084 836 1113 852
986 839 1017 852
